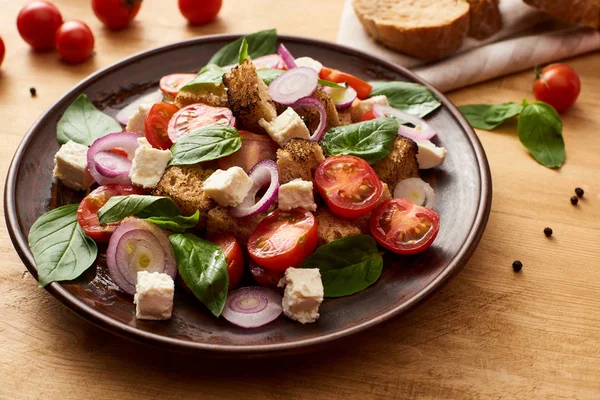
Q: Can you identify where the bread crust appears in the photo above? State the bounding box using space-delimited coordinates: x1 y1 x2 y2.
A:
466 0 503 39
523 0 600 29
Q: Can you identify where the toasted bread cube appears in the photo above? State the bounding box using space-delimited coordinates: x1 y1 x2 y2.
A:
315 208 361 245
206 206 268 246
276 138 325 184
372 137 419 189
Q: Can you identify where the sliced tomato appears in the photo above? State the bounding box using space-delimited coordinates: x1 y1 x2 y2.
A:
206 233 244 290
370 198 440 255
359 110 376 122
217 130 279 172
77 184 145 242
315 155 383 219
249 260 283 289
144 102 179 150
167 103 236 143
159 73 196 100
248 209 318 271
319 67 372 99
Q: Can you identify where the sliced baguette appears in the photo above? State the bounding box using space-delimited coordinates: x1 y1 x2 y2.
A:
466 0 503 39
523 0 600 29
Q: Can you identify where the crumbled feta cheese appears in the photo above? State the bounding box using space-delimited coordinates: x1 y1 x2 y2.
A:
258 107 310 146
125 104 152 135
134 271 174 320
350 95 389 121
415 140 447 169
294 57 323 73
128 138 173 188
278 179 316 211
202 167 254 207
53 140 95 191
279 268 323 324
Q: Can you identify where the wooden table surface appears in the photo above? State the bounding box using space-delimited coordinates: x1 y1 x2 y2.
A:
1 0 599 398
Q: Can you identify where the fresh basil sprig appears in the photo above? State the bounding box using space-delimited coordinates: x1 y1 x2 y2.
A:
169 233 229 317
368 81 441 118
179 64 227 92
319 79 347 89
238 37 249 65
518 101 565 168
98 195 180 225
208 29 278 67
57 94 121 146
299 235 383 297
322 117 399 164
458 102 523 130
169 125 242 166
28 204 98 287
144 211 200 233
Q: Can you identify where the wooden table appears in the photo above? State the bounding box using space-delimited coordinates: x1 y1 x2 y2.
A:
1 0 599 398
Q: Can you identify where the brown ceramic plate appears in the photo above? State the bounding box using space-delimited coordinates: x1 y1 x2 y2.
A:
5 34 491 356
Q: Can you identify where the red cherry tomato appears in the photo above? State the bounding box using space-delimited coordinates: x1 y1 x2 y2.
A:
206 233 244 290
249 260 283 289
77 184 144 242
92 0 142 30
370 198 440 255
319 66 372 99
217 130 279 172
0 37 5 69
248 209 318 272
55 21 95 64
17 1 63 52
359 110 376 122
178 0 222 25
314 155 383 219
533 64 581 113
144 102 179 150
167 103 235 143
159 73 196 100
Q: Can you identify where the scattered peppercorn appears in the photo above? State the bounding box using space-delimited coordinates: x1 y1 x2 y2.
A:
575 188 584 198
512 260 523 272
570 196 579 205
29 87 36 97
544 227 553 237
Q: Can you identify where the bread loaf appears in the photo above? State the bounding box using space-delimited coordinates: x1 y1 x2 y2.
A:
466 0 503 39
523 0 600 29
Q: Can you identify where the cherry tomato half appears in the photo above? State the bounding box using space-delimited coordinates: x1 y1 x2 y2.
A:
159 73 196 100
77 184 144 242
248 209 318 272
206 233 244 290
144 102 179 150
249 260 283 289
55 21 95 64
178 0 222 25
370 198 440 255
92 0 142 30
315 155 383 219
320 67 372 99
0 37 5 69
217 130 279 172
17 1 63 51
533 64 581 113
167 103 235 143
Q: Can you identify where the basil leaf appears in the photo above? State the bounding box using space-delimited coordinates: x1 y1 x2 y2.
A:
57 94 122 146
144 211 199 233
179 64 226 92
257 68 284 84
458 102 523 130
208 29 278 67
98 195 180 225
319 79 347 89
169 125 242 166
368 81 441 118
169 233 229 317
322 117 399 164
28 204 98 287
517 101 565 168
299 235 383 297
238 37 249 65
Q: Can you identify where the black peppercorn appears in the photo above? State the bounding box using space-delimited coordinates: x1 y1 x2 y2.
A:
575 188 584 198
29 87 36 97
512 260 523 272
544 227 552 237
570 196 579 205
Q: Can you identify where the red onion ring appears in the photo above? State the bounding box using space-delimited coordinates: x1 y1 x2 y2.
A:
277 44 297 69
115 90 163 125
268 67 318 105
373 104 437 140
253 54 287 70
230 160 279 218
87 132 140 186
291 97 327 142
323 85 357 111
222 286 283 328
93 150 132 178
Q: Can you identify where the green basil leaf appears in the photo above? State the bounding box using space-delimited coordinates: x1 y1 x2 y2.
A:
321 117 399 164
144 211 199 233
318 79 347 89
517 101 565 168
299 235 383 297
238 37 249 65
257 68 284 85
208 29 278 67
179 64 226 92
169 125 242 166
368 81 441 118
28 204 98 287
458 102 523 130
57 94 122 146
98 195 180 226
169 233 229 317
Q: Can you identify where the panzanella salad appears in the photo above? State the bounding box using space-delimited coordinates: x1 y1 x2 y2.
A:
30 29 448 327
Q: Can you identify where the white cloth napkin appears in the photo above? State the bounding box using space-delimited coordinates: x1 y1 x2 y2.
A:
337 0 600 92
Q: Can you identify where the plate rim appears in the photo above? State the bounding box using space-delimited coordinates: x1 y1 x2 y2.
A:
4 33 492 355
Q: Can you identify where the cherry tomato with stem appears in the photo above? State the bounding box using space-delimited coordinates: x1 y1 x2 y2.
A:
320 66 372 99
55 21 95 64
17 1 63 52
178 0 222 25
144 102 179 150
206 233 245 290
533 64 581 113
92 0 142 30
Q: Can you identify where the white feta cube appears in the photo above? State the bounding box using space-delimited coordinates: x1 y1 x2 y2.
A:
415 140 447 169
278 179 316 211
350 95 389 122
128 138 173 188
53 140 95 191
202 167 254 207
125 103 152 135
258 107 310 147
134 271 174 320
279 268 323 324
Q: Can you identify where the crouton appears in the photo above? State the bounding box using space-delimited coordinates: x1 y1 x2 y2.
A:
338 109 353 126
373 137 419 188
152 164 215 228
277 138 325 184
352 182 392 233
206 206 268 245
315 208 361 245
312 88 341 130
222 59 277 134
174 89 228 108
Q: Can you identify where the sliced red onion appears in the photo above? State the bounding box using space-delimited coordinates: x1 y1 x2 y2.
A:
230 160 279 218
252 54 287 70
268 67 318 105
291 97 327 142
373 104 437 141
222 286 283 328
115 90 163 125
277 44 297 69
94 150 132 178
88 132 140 186
323 85 357 111
393 177 436 209
107 219 176 295
294 57 323 73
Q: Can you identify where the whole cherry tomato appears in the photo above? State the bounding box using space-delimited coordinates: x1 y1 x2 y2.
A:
17 1 63 51
533 64 581 113
55 21 95 64
92 0 142 30
178 0 222 25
